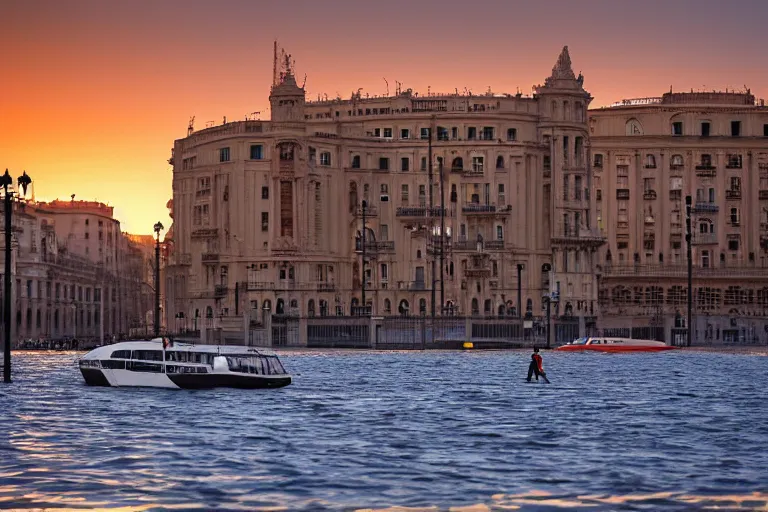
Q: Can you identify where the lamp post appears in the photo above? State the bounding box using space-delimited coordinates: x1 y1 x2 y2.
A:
153 221 164 337
2 169 31 383
685 195 692 347
360 200 367 316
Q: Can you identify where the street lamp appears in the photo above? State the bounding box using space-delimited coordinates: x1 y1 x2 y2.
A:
153 221 164 337
2 169 32 383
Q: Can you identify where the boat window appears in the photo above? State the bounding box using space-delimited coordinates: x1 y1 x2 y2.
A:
589 340 599 344
101 359 126 370
110 350 131 359
129 361 163 373
571 338 588 345
132 350 163 361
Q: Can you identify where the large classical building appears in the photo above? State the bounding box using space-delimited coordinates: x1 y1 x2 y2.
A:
166 46 601 334
590 91 768 340
0 198 155 344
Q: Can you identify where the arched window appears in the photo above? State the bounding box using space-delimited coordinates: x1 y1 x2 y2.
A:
36 309 41 328
398 299 409 316
484 299 492 315
290 299 298 309
670 154 684 168
645 154 656 168
351 155 361 168
205 306 213 318
496 155 504 169
419 298 427 314
276 299 284 315
384 298 391 314
349 182 358 213
564 302 573 316
471 298 479 315
351 297 359 316
319 299 328 317
498 304 506 316
308 299 315 317
526 298 533 314
451 157 463 171
625 118 643 135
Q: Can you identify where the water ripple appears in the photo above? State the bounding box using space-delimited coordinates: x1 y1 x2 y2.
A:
0 350 767 510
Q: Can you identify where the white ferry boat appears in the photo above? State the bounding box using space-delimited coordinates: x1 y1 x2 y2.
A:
78 338 292 389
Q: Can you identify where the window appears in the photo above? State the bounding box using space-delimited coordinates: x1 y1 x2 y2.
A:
401 129 410 139
374 128 381 137
380 184 389 194
261 186 269 199
507 128 517 141
320 152 331 166
764 124 768 137
220 147 231 162
727 154 742 168
383 128 392 138
401 157 409 172
498 184 505 205
543 156 551 171
420 157 426 171
728 239 739 251
730 208 740 225
730 177 741 192
351 155 361 169
496 225 503 240
496 155 504 169
700 154 712 167
563 175 569 200
672 122 683 136
670 154 684 168
482 127 494 140
471 156 484 173
645 154 656 168
380 263 388 281
731 121 741 137
250 145 263 160
379 157 389 170
261 212 268 231
701 122 710 137
401 184 409 202
644 178 654 192
420 128 430 140
467 127 476 140
594 154 603 168
380 224 388 241
574 176 582 200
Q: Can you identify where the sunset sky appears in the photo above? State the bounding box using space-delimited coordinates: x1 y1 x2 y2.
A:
1 0 767 234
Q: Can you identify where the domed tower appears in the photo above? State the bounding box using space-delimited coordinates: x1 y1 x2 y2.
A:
536 46 603 336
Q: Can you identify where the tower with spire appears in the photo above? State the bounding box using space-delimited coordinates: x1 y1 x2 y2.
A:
536 46 603 336
269 48 306 125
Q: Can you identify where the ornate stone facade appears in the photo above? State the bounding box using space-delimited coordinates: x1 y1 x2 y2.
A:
590 91 768 341
166 46 602 334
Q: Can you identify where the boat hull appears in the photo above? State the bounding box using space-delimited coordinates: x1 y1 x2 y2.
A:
555 345 678 353
79 367 292 389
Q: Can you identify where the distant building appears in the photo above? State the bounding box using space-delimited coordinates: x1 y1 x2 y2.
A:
166 45 601 338
590 90 768 341
1 198 153 343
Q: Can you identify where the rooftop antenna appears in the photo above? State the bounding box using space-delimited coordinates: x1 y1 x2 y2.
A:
187 116 195 136
383 78 389 96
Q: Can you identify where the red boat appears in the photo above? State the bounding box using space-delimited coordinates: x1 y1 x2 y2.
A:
556 336 679 353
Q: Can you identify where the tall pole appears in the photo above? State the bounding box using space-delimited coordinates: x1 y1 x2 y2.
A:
439 157 445 315
685 195 692 347
517 264 523 320
361 200 366 315
3 185 12 383
545 297 551 350
428 125 435 318
154 235 160 337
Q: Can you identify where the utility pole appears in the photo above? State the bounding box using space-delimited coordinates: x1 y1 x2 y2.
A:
439 157 445 315
361 200 367 315
685 195 692 347
153 221 164 337
428 124 435 318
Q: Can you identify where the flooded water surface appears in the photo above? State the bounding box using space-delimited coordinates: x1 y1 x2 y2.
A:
1 349 767 511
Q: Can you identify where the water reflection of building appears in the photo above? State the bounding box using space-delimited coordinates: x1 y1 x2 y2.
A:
165 45 602 338
590 90 768 342
1 198 153 343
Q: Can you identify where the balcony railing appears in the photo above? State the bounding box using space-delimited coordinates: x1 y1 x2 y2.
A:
726 189 742 200
643 190 657 200
601 263 768 279
201 253 219 263
462 203 495 214
695 166 716 177
693 202 719 213
395 206 449 218
355 205 378 217
452 239 505 251
214 285 228 297
397 281 427 291
616 189 630 200
669 190 682 201
355 240 396 253
692 233 718 245
464 267 492 278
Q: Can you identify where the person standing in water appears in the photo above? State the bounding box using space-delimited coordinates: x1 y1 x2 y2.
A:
527 347 550 383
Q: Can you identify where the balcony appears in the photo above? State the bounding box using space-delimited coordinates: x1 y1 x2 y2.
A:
669 190 682 201
643 190 657 200
316 283 336 292
692 233 718 245
214 285 228 298
551 227 607 246
695 166 716 177
726 189 742 200
397 281 427 291
452 239 504 251
201 253 219 263
395 206 449 218
462 168 485 177
354 205 378 217
355 240 395 254
601 263 768 279
191 228 219 239
692 202 719 214
616 189 630 200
